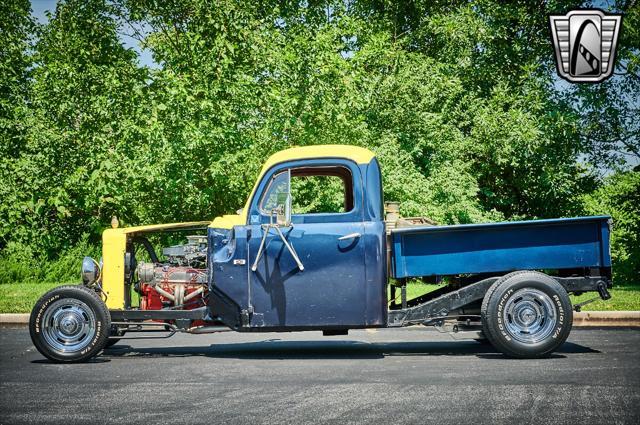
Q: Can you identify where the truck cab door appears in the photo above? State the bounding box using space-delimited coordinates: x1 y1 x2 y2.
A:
247 159 368 329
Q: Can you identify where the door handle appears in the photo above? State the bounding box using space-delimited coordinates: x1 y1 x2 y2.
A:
338 232 361 241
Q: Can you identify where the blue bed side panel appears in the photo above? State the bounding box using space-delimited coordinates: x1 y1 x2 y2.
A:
391 216 612 279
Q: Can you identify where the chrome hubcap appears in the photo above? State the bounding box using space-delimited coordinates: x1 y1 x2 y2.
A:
42 299 96 353
503 288 557 344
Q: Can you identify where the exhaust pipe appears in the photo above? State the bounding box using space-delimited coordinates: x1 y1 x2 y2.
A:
186 326 231 334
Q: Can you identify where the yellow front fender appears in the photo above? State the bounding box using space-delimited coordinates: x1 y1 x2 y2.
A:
102 228 127 309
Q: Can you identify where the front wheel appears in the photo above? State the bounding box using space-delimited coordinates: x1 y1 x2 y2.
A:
29 285 110 362
481 271 573 358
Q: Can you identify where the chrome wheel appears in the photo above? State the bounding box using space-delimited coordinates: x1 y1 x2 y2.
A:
502 288 557 344
41 299 96 354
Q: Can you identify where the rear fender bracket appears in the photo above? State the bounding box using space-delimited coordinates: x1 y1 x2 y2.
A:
388 275 610 327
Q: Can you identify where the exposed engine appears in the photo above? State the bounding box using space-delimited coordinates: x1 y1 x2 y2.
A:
135 235 208 311
162 235 207 268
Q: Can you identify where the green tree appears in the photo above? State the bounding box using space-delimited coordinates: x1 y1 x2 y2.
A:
569 1 640 170
2 0 147 256
0 0 638 286
0 0 36 247
583 171 640 285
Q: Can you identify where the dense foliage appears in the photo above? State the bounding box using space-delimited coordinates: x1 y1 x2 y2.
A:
0 0 638 284
584 172 640 285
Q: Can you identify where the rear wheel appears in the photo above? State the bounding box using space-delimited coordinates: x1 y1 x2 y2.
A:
29 285 110 362
481 271 572 358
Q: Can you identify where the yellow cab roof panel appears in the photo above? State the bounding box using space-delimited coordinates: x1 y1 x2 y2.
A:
229 145 376 227
260 145 375 172
207 146 376 230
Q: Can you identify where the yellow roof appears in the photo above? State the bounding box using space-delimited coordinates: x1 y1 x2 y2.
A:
260 145 375 172
238 145 374 220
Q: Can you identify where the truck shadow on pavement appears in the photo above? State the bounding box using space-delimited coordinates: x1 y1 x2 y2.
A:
101 339 599 361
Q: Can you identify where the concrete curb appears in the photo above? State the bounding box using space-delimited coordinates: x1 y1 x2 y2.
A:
573 311 640 327
0 314 29 325
1 312 640 327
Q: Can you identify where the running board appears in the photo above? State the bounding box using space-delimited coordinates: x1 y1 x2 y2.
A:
110 307 207 322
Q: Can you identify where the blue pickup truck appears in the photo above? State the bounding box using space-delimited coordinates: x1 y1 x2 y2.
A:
29 145 612 362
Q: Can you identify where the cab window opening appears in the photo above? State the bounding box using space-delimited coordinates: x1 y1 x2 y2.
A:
259 165 354 215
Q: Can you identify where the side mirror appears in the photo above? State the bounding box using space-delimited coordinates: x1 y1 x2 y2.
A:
275 169 292 227
275 194 291 227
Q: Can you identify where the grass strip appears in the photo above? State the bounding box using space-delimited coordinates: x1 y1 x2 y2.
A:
1 281 638 314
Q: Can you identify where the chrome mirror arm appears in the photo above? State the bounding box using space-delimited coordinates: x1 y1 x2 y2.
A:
251 224 270 272
273 225 304 272
251 209 304 272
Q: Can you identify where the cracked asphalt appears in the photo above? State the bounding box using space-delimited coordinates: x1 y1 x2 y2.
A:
1 326 639 425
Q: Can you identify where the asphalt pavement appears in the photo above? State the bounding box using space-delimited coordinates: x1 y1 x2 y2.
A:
1 326 639 425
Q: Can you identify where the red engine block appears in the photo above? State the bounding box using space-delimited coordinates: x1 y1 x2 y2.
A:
139 266 207 311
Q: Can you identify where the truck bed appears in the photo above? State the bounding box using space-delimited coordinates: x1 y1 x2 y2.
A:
390 216 612 279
